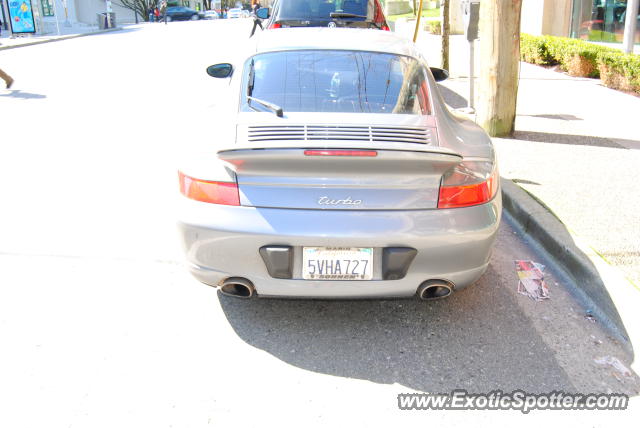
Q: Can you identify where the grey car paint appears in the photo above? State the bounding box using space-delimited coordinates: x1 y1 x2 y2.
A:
177 28 501 298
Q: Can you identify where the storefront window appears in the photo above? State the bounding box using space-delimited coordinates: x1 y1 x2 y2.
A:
571 0 640 43
41 0 54 17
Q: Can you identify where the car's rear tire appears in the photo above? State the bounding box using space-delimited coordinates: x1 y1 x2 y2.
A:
191 14 199 20
166 16 172 22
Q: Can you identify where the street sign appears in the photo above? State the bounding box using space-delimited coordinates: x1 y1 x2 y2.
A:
7 0 36 33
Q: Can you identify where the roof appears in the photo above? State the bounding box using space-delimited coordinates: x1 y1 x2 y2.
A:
254 28 422 58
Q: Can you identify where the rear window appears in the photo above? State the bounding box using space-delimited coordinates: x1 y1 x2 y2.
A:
242 50 432 115
280 0 369 20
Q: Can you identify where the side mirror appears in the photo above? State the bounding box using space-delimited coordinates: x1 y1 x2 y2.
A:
206 63 233 78
256 7 270 19
430 67 449 82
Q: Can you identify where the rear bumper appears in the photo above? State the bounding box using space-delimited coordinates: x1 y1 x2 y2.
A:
177 195 501 298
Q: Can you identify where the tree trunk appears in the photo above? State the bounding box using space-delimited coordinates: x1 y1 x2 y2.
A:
441 0 449 71
476 0 523 137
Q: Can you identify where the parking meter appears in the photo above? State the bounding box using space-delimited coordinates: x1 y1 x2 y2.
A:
461 0 480 42
461 0 480 111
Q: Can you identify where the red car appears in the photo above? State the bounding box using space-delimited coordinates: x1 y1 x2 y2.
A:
257 0 389 30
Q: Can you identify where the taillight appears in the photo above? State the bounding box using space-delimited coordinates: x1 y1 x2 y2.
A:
304 149 377 157
437 161 498 209
178 171 240 206
381 24 390 31
269 22 282 29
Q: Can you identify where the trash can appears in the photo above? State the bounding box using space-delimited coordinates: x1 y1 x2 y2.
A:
97 12 117 29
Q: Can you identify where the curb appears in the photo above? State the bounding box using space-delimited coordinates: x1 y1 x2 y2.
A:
0 27 122 51
500 177 635 356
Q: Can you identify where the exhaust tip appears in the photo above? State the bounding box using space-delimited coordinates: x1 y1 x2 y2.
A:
417 280 453 300
220 277 255 299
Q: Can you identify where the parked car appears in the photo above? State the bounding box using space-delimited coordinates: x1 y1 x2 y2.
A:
257 0 388 30
162 6 204 21
177 28 500 300
227 8 244 19
203 10 219 19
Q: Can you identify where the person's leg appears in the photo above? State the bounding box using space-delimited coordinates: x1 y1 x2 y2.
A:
0 68 14 89
250 20 258 36
257 19 263 29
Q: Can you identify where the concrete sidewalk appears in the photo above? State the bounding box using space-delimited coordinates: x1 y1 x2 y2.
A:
0 23 132 51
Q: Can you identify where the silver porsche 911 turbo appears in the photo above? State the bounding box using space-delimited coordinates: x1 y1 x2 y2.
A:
177 28 501 300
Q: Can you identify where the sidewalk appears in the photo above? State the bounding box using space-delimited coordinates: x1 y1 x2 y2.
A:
0 23 125 50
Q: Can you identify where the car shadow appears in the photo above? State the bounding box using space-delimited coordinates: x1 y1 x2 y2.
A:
217 264 577 393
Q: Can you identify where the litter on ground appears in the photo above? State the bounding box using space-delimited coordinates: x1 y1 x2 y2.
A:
515 260 549 301
595 356 633 378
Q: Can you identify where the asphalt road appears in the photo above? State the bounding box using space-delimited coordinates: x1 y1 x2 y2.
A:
0 20 638 427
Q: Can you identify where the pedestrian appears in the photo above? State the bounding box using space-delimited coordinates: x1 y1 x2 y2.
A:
249 1 263 37
154 7 161 22
148 6 155 22
0 67 14 89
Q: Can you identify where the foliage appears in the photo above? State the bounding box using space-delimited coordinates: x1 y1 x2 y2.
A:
520 33 640 93
115 0 157 21
424 20 441 35
597 50 640 93
386 8 440 23
519 34 554 65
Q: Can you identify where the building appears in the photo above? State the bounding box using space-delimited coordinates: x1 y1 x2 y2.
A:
521 0 639 44
0 0 228 34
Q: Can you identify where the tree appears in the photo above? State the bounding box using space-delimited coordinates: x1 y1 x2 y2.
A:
115 1 158 21
476 0 523 137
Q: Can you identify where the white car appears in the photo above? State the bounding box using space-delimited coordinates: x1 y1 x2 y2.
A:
204 10 219 19
227 8 244 19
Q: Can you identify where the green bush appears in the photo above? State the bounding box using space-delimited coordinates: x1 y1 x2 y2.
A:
424 20 441 35
520 34 554 65
520 33 640 94
597 50 640 92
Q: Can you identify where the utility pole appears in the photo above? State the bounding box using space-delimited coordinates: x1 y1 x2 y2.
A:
51 0 61 35
413 0 424 42
622 0 639 54
106 0 113 28
441 0 450 71
476 0 523 137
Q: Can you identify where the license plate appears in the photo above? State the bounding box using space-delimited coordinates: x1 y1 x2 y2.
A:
302 247 373 280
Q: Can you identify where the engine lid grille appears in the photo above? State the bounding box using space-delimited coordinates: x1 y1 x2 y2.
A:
242 125 434 145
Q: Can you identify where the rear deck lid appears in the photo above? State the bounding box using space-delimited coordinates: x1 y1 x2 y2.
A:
219 145 461 210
